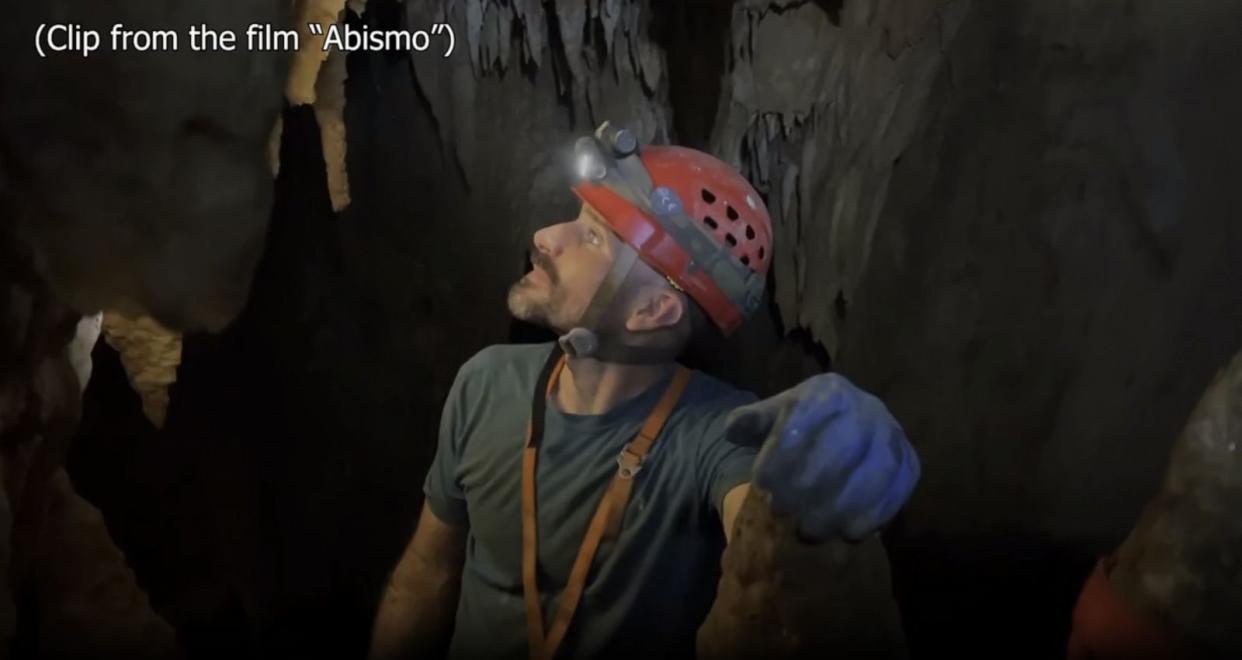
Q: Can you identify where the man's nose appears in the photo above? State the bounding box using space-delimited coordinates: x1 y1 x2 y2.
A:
533 223 568 259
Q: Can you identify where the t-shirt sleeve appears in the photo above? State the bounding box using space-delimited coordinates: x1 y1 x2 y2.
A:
422 363 472 528
696 396 759 516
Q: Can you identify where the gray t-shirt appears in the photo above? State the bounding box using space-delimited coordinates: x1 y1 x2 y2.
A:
424 342 758 659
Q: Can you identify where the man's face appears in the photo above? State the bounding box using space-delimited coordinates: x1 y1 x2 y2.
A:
507 204 616 332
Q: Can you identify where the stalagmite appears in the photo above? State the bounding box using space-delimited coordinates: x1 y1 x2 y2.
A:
699 489 908 659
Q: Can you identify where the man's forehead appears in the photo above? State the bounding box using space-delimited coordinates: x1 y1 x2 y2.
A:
580 204 608 227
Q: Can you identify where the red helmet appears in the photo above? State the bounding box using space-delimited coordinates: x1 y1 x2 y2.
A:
571 125 772 336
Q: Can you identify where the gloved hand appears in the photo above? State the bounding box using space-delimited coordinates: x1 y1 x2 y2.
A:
725 373 920 542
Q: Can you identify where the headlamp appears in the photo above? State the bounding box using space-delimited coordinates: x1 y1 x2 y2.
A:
573 130 652 212
576 151 606 182
573 121 643 182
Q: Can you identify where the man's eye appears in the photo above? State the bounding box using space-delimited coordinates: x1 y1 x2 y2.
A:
587 229 601 245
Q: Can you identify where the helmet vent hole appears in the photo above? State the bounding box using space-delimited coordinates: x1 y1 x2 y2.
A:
704 216 719 230
725 233 738 247
759 246 766 260
746 225 756 240
741 255 750 266
701 189 717 204
726 205 739 221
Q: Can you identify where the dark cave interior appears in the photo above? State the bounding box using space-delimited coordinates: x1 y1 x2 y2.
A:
3 0 1242 658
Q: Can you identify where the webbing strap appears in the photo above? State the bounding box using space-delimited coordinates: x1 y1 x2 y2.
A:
577 245 638 332
522 349 566 651
522 348 692 660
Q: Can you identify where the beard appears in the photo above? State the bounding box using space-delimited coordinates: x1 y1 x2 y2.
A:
507 251 563 327
506 278 551 325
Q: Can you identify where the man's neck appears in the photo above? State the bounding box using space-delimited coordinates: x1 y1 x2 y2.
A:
556 356 674 415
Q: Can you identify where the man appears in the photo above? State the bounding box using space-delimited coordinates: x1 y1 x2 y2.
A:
369 124 921 659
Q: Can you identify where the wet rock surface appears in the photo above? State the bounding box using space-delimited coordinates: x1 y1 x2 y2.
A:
1112 350 1242 658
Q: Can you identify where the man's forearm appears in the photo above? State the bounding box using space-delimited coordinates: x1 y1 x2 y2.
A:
368 551 461 660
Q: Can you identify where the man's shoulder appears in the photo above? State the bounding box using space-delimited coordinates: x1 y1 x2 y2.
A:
682 368 758 407
669 369 759 479
457 341 558 386
444 343 557 420
675 368 758 432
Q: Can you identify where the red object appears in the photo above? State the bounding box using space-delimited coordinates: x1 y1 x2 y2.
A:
573 145 773 336
1066 558 1185 660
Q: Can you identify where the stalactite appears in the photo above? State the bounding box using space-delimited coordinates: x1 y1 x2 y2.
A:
285 0 348 105
711 0 970 356
409 0 670 187
457 0 661 85
281 0 357 212
100 314 182 430
314 47 352 211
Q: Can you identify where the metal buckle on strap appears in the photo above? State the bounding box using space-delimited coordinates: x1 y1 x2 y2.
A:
616 446 643 480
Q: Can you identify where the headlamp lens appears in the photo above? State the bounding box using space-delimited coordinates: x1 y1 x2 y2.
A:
575 149 607 182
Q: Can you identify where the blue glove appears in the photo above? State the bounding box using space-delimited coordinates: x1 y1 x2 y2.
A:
724 373 920 542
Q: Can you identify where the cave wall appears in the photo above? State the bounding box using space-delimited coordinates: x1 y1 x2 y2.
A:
768 0 1242 651
0 0 290 332
61 0 1242 658
822 0 1242 543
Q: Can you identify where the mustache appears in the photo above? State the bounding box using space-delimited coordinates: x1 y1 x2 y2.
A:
528 249 559 284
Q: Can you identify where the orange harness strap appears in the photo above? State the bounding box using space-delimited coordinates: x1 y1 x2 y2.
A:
521 354 692 660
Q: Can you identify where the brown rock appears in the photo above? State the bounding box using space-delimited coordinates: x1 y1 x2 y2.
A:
699 489 908 659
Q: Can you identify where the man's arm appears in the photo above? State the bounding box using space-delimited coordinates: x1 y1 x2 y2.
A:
368 502 467 660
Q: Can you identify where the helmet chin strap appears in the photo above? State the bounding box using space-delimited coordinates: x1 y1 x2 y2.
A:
556 247 680 365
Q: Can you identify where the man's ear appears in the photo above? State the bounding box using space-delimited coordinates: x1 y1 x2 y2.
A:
625 287 685 333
